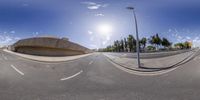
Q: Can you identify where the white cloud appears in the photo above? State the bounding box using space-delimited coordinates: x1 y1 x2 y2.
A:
169 28 199 47
170 28 191 42
82 1 108 10
0 34 20 46
33 32 39 37
101 4 109 7
101 35 112 46
192 36 200 47
186 36 191 40
95 13 105 17
102 41 107 45
88 5 101 10
177 36 182 39
88 30 93 35
106 35 110 41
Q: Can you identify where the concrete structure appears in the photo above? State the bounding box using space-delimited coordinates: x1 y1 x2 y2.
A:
11 37 92 56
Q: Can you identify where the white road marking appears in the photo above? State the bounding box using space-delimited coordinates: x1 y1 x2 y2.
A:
89 61 94 65
60 70 83 81
10 65 24 75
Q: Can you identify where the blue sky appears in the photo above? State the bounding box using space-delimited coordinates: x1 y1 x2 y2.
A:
0 0 200 48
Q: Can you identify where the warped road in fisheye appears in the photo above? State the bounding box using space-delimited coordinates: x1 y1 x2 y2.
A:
0 0 200 100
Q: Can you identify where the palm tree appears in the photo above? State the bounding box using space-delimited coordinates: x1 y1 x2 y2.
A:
124 38 128 52
113 41 118 52
149 34 161 50
120 39 124 52
140 37 147 50
161 38 171 49
127 35 136 52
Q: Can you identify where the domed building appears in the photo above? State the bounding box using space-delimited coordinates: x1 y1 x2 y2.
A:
11 37 92 56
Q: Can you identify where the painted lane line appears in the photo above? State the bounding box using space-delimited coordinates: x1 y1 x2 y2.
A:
89 61 94 65
11 65 24 75
60 70 83 81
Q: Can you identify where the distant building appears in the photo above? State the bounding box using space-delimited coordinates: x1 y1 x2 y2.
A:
188 41 192 48
11 37 92 56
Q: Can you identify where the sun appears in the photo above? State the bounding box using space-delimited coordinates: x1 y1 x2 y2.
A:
97 24 112 35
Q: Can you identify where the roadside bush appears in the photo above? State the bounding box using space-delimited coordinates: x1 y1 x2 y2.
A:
147 46 156 51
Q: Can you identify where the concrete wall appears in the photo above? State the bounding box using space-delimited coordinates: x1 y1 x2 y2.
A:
15 46 85 56
11 37 92 56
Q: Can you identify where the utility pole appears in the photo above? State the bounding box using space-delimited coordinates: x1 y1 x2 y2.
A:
126 7 141 68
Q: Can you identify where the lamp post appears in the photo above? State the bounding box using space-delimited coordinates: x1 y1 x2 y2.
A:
126 7 141 68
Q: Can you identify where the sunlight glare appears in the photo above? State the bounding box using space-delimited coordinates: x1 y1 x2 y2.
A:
97 24 113 35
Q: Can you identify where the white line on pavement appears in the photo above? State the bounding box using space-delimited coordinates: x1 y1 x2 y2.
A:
11 65 24 75
89 61 93 65
60 70 83 81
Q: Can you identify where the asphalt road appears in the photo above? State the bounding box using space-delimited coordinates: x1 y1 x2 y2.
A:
0 49 200 100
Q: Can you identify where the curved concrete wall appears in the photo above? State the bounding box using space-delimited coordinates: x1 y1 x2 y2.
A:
11 37 92 56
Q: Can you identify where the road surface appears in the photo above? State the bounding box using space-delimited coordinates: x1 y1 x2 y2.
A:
0 49 200 100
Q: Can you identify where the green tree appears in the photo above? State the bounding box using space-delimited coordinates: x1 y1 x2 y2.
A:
124 38 128 52
114 40 120 52
127 35 136 52
147 45 156 51
174 43 184 49
120 39 124 52
149 34 162 50
140 37 147 50
161 38 172 48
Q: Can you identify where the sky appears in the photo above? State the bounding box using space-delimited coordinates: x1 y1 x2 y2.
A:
0 0 200 48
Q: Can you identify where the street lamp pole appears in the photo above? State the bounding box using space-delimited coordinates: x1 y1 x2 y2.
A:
127 7 141 68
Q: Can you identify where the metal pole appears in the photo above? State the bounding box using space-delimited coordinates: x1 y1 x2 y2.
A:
126 7 141 68
133 10 141 68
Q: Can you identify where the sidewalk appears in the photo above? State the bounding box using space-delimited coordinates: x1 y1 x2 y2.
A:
3 49 93 62
104 49 198 72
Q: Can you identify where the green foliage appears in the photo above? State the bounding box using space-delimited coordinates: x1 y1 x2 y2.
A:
140 37 147 49
127 35 136 52
174 41 191 49
100 33 185 52
161 38 172 48
149 34 162 50
147 46 156 50
124 38 128 52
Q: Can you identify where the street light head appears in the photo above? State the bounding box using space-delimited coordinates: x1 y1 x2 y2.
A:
126 7 134 10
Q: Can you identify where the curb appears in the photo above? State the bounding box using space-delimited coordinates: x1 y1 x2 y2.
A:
3 49 93 63
104 49 199 72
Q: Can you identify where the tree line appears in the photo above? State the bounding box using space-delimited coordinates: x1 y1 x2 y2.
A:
99 34 191 52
